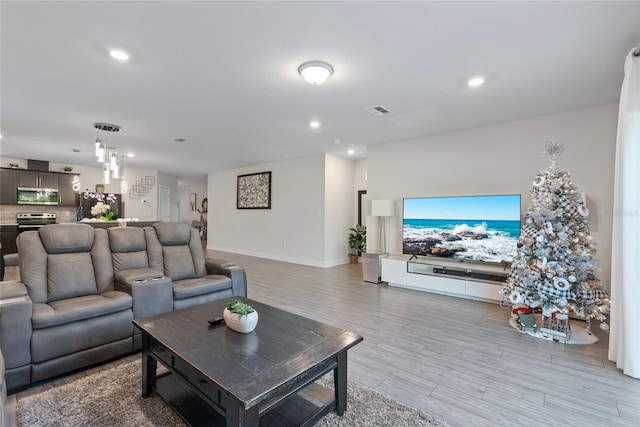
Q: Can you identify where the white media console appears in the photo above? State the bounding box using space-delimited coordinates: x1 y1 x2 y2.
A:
381 255 509 303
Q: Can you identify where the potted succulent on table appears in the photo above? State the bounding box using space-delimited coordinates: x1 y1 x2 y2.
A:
348 225 366 263
223 300 259 333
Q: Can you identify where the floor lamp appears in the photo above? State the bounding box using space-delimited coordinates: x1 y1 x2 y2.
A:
371 199 395 254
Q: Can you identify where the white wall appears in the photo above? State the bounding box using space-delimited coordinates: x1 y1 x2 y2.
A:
325 154 356 265
208 154 330 266
366 103 618 288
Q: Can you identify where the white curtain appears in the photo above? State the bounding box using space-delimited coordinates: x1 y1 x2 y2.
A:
609 47 640 378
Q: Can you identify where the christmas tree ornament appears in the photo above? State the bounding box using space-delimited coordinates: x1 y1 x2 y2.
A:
501 141 610 342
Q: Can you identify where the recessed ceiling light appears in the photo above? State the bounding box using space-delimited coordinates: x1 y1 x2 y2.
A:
332 139 341 145
347 149 355 155
110 50 129 61
126 153 134 158
309 121 321 128
467 76 485 87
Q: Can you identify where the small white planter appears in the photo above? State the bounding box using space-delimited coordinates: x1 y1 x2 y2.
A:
223 307 259 333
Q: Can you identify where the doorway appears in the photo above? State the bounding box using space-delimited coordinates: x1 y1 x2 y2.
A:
159 185 170 222
357 190 367 226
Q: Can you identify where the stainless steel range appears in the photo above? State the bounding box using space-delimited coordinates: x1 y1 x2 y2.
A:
16 212 57 233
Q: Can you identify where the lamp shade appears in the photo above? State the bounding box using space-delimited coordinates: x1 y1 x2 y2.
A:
371 199 395 217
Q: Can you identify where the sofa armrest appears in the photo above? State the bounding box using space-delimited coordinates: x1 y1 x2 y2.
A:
114 269 173 319
205 257 236 268
0 281 32 374
205 260 247 297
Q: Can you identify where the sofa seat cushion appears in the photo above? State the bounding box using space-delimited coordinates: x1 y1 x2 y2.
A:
30 309 133 364
172 275 232 300
31 291 132 329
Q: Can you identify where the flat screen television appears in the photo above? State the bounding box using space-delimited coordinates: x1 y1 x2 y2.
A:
403 194 521 264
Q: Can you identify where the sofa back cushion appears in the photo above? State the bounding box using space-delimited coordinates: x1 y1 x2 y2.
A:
39 223 94 254
17 224 113 304
153 222 191 246
47 252 97 302
151 222 206 280
108 227 149 272
162 245 197 280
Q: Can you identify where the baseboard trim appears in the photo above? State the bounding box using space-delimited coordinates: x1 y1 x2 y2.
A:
206 245 349 268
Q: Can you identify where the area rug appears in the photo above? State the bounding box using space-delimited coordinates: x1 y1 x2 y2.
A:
17 359 446 427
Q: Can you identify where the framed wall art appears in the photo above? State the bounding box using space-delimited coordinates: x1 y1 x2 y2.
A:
189 193 197 211
237 171 271 209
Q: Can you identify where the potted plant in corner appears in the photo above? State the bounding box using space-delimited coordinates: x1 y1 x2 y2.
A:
223 300 259 333
348 225 366 263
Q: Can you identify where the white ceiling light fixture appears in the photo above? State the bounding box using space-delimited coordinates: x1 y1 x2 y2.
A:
347 149 355 155
467 76 485 87
110 49 129 61
298 61 333 85
309 120 321 129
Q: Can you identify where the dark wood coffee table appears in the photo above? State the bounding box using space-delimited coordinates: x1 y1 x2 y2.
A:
133 298 363 426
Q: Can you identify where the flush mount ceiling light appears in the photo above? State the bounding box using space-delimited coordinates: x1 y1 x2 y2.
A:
110 49 129 61
467 76 485 87
309 120 321 128
298 61 333 85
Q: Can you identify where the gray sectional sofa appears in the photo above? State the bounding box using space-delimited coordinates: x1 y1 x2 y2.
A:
0 222 247 394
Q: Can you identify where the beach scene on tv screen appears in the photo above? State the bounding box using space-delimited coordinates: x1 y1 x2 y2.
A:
403 195 521 263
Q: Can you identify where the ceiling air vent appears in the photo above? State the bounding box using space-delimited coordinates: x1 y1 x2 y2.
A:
365 106 392 116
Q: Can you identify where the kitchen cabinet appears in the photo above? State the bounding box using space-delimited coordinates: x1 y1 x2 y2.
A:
58 173 79 206
18 170 59 188
0 169 18 204
0 224 18 254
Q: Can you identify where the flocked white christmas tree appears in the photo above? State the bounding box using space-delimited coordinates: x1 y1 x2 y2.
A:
502 140 610 332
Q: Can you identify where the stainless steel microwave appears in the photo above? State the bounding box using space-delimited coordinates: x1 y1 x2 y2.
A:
17 187 60 205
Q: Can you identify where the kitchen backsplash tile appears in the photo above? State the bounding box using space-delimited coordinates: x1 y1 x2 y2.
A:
0 205 77 224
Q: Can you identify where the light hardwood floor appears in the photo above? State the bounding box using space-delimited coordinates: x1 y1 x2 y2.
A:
6 251 640 426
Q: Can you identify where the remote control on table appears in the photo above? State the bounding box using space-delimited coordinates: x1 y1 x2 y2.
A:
208 317 225 326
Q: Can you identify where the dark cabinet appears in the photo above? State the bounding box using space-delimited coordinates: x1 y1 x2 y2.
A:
0 169 18 204
0 225 18 254
18 170 58 188
59 173 79 206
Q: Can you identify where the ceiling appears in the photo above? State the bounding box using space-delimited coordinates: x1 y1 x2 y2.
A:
1 1 639 184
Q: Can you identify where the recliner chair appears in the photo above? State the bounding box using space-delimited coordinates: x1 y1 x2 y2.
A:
147 222 245 310
15 224 134 384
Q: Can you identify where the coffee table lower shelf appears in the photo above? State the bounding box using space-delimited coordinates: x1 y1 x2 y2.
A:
155 372 336 427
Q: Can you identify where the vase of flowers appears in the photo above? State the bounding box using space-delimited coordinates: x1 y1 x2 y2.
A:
91 201 115 221
89 193 117 221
